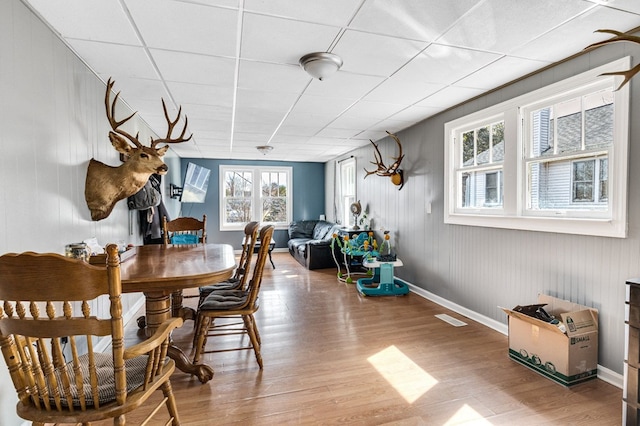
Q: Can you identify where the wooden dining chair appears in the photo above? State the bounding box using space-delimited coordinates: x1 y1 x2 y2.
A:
163 215 207 317
0 244 183 426
192 225 275 369
162 215 207 246
196 221 259 307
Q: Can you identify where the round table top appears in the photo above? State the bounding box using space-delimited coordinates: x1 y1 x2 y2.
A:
120 243 236 294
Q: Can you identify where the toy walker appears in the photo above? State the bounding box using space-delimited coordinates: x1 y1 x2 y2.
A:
356 257 409 296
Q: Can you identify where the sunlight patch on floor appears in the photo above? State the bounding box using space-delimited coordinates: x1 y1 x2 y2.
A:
367 345 437 403
443 404 494 425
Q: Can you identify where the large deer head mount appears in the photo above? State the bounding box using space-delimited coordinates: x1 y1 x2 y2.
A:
84 78 192 221
585 29 640 90
364 131 405 190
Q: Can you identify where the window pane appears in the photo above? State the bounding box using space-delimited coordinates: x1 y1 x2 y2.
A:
459 170 502 208
584 89 614 150
261 171 288 223
225 199 251 223
462 131 474 166
225 171 252 197
599 158 608 202
555 97 582 154
531 107 553 158
263 198 287 222
476 126 490 165
491 122 504 162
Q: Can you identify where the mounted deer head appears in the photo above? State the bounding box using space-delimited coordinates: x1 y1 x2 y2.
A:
364 131 405 190
585 29 640 90
85 78 192 221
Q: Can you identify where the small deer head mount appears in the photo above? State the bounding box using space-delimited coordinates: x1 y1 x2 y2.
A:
585 29 640 90
84 78 192 221
364 131 405 190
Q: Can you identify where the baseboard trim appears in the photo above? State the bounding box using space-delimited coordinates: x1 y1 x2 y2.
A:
400 278 624 390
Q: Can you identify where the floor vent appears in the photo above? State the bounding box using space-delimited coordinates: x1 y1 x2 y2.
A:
435 313 467 327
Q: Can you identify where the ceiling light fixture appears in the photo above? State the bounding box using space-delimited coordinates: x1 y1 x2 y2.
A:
299 52 343 81
256 145 273 155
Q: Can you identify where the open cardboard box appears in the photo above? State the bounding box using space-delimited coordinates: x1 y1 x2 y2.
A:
501 294 598 386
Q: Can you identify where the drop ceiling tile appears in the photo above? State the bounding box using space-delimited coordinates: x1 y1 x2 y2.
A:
456 56 550 90
512 6 640 62
244 0 362 27
101 77 167 101
316 127 362 139
68 40 157 79
236 88 300 113
241 13 340 64
25 0 140 44
439 0 593 53
179 104 233 122
329 114 383 131
389 105 441 123
364 75 444 104
166 81 235 107
602 0 640 14
394 43 501 85
304 72 385 99
341 100 406 121
125 0 238 56
292 95 355 115
416 86 485 108
333 29 428 77
349 0 481 42
192 127 232 140
237 61 310 92
151 49 236 85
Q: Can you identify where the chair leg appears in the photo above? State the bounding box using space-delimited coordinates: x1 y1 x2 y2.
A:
245 314 263 369
192 315 211 364
162 380 181 426
244 314 261 345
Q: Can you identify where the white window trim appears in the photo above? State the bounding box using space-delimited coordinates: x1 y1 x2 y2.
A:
219 165 293 231
444 57 630 238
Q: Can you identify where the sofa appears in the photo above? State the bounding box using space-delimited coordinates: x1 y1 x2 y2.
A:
288 220 343 270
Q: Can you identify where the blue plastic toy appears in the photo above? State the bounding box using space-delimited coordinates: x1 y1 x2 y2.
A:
357 259 409 296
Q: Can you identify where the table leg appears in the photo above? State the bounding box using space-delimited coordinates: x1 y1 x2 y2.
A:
170 290 196 322
268 246 275 269
144 293 214 383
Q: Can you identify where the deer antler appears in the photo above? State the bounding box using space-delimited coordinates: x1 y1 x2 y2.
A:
151 99 192 148
585 29 640 90
364 131 404 177
105 78 142 148
363 131 405 189
364 140 388 177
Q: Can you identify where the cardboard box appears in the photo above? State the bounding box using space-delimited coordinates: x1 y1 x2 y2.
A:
502 294 598 386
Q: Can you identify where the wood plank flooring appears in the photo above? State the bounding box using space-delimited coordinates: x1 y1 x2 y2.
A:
112 252 621 425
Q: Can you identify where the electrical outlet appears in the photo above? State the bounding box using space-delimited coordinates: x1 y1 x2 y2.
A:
61 336 68 344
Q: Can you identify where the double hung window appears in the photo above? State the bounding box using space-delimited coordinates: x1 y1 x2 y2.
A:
220 166 292 230
444 58 630 237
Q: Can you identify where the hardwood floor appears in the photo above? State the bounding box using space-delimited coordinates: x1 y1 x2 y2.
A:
116 252 621 425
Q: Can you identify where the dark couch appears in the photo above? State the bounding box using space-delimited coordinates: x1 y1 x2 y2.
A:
288 220 343 270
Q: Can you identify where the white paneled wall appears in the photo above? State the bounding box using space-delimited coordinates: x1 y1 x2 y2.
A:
328 41 640 383
0 2 180 424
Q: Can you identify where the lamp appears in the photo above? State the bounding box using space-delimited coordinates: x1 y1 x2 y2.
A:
299 52 343 81
256 145 273 155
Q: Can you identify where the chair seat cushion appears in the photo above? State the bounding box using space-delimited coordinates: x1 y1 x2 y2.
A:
50 353 150 408
199 290 249 310
198 278 240 296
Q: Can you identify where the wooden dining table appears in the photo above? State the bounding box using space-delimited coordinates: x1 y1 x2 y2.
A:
119 243 236 383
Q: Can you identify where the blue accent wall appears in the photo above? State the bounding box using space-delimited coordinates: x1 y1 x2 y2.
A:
177 158 325 250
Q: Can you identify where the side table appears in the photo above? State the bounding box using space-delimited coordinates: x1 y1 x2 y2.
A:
244 235 276 269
